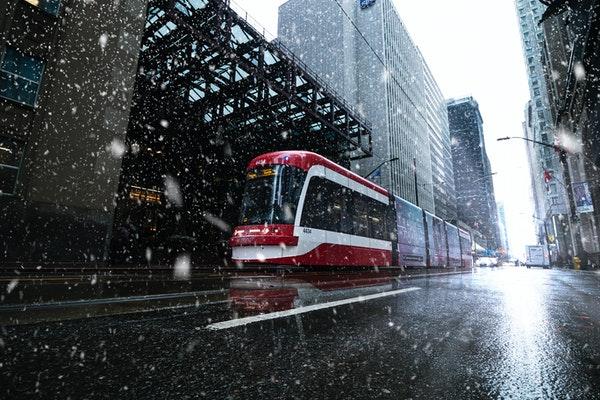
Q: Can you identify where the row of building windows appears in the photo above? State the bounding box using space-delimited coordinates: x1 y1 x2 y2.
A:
0 46 45 107
25 0 61 16
300 177 394 241
0 136 24 195
0 46 44 106
0 0 63 107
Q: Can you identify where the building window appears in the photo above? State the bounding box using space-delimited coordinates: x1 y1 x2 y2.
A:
0 46 44 107
0 137 24 195
24 0 61 16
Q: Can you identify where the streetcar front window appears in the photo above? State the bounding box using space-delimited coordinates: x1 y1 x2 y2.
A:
240 165 306 226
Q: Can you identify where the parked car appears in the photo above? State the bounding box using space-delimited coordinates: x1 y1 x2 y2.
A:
476 257 498 267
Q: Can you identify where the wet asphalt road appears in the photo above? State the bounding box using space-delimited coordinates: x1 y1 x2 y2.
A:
2 267 600 399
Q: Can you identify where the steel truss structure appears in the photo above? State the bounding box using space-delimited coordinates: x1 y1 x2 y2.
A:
139 0 372 159
112 0 373 264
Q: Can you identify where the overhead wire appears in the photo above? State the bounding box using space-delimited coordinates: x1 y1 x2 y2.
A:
330 0 437 135
330 0 445 202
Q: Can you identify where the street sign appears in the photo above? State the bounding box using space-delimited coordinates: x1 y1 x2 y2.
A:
573 181 594 214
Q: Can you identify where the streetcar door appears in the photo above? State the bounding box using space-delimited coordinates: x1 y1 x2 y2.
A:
388 198 399 267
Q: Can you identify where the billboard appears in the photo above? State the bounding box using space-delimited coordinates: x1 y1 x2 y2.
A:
573 182 594 214
359 0 376 9
395 196 426 267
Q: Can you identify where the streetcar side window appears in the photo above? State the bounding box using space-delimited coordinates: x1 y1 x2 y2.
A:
301 176 389 240
369 202 388 240
301 177 344 231
351 192 387 239
352 194 370 237
301 177 324 229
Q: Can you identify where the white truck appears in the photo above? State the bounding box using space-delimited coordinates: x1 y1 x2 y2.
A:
525 245 550 268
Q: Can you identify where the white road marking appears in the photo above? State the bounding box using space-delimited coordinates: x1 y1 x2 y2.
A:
205 287 422 331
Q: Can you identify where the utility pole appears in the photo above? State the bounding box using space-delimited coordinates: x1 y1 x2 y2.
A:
557 149 584 259
498 136 585 261
413 157 420 207
533 215 554 267
364 157 399 180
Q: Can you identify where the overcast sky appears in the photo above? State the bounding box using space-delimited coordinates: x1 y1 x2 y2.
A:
234 0 537 255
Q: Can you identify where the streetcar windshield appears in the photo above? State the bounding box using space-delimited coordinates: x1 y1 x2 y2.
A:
240 165 307 225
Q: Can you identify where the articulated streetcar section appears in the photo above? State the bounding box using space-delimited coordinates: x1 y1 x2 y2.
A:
230 151 474 270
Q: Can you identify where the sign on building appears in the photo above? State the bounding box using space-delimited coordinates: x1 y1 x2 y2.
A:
359 0 376 9
573 181 594 213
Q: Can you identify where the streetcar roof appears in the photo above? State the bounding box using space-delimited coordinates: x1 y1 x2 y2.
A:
247 151 389 196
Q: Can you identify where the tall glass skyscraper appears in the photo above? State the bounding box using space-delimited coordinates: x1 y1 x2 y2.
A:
278 0 456 216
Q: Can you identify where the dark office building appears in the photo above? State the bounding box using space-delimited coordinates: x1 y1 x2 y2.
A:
0 0 148 264
447 97 500 250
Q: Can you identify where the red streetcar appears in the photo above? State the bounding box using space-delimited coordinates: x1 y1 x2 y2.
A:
229 151 472 268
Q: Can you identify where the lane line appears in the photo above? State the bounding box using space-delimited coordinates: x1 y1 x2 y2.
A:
206 286 422 331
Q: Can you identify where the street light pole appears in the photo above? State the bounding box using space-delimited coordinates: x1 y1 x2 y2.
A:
413 157 419 207
364 157 399 180
498 136 584 260
471 172 498 184
532 215 553 267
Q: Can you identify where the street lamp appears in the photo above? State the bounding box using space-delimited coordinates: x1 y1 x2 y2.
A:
498 135 584 260
471 172 498 184
497 136 577 219
498 136 599 169
497 136 564 151
364 157 399 180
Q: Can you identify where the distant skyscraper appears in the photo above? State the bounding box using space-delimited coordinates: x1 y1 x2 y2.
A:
447 97 500 249
279 0 449 213
497 202 510 255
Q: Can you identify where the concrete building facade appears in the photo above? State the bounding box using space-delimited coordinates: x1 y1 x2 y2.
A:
539 2 600 262
422 60 457 221
447 97 500 250
278 0 450 214
515 0 573 260
522 100 572 259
